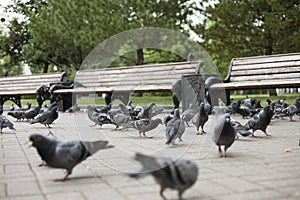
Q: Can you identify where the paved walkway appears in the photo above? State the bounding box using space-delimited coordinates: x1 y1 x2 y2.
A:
1 110 300 200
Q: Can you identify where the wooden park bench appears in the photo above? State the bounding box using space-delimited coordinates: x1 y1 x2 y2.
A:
0 72 65 107
209 52 300 104
53 62 197 106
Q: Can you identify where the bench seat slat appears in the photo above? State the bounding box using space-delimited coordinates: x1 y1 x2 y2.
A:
210 78 300 90
231 60 300 71
231 72 300 82
233 53 300 65
231 66 300 76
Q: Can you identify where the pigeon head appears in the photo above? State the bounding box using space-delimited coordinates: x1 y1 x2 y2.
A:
224 114 231 123
28 134 49 148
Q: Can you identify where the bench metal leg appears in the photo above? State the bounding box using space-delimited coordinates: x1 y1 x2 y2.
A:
0 96 22 108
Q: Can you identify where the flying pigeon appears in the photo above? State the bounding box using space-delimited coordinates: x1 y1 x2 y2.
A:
131 118 163 138
129 153 198 200
181 104 195 127
28 133 113 181
192 102 208 135
212 113 235 157
165 109 185 145
245 106 272 137
230 117 252 139
30 106 58 128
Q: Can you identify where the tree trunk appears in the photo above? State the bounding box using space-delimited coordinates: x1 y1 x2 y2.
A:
135 48 144 96
43 62 49 73
136 48 144 65
265 39 277 96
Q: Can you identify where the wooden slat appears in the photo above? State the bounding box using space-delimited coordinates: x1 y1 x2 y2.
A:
210 78 300 90
231 72 300 82
233 53 300 65
231 60 300 71
231 66 300 77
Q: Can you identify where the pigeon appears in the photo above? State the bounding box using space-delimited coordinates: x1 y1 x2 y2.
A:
192 102 208 135
165 109 185 145
7 110 25 121
0 106 3 115
245 106 272 137
0 114 16 133
87 105 102 126
187 52 195 63
28 133 113 181
24 106 41 120
212 113 235 157
30 106 58 128
19 102 31 111
181 104 195 127
282 104 298 121
195 61 204 74
66 104 80 113
96 114 115 127
151 105 164 117
129 153 198 200
39 131 58 167
137 102 156 119
9 104 15 111
110 113 132 130
163 115 173 127
203 98 212 114
131 118 163 138
99 103 112 114
230 117 252 139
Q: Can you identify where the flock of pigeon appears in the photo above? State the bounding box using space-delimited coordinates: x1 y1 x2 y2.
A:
0 96 299 200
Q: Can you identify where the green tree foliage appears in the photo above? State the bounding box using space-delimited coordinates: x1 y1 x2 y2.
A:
194 0 300 78
2 0 196 77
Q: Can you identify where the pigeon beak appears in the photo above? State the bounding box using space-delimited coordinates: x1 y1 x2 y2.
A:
28 141 33 147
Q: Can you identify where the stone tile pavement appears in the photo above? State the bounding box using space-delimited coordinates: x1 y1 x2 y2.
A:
1 110 300 200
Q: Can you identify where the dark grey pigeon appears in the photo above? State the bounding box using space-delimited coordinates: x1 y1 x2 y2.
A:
245 106 272 137
28 133 113 181
137 102 156 119
0 106 3 115
165 109 185 145
212 113 235 157
195 61 204 74
230 117 252 139
30 106 58 128
24 106 41 120
129 152 198 200
7 110 25 121
131 118 163 138
0 114 16 133
192 102 209 135
282 102 298 121
182 104 195 127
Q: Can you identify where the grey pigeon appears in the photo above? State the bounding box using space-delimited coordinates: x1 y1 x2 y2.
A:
137 102 156 119
66 104 80 113
195 61 204 74
30 106 58 128
282 102 299 121
131 118 163 138
129 153 198 200
245 106 272 137
111 113 132 130
0 114 16 133
24 106 41 120
19 102 31 111
230 117 252 139
212 113 235 157
192 102 208 135
181 104 195 127
7 110 25 121
28 133 113 181
87 105 102 126
203 98 212 114
187 52 195 63
165 109 185 145
9 104 15 111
